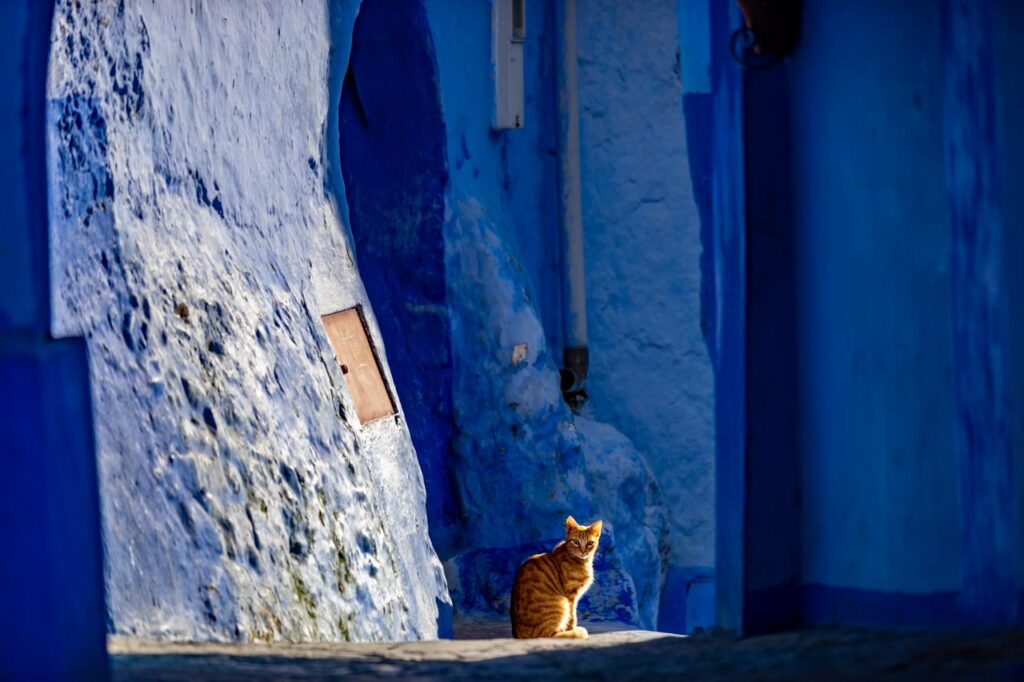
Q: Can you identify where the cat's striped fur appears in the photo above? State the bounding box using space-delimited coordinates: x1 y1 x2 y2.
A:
510 516 603 639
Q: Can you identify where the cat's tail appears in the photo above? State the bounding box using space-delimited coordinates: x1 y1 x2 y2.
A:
553 627 589 639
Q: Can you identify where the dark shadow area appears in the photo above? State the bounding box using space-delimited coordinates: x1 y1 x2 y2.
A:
338 0 461 556
110 628 1024 681
742 55 800 634
0 2 108 679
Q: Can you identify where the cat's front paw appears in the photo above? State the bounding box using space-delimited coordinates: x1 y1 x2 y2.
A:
575 626 589 639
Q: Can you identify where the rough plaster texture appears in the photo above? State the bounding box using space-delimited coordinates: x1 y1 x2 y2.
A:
426 0 674 628
427 0 564 346
443 197 668 628
576 0 715 570
47 0 448 642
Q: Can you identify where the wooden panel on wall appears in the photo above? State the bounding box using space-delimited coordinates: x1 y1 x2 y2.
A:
322 307 397 424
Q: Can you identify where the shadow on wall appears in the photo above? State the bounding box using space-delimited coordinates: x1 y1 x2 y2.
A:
338 0 461 557
0 1 108 678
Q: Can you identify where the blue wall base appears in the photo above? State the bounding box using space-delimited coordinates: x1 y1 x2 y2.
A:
0 339 108 679
658 565 715 634
746 583 1024 630
802 584 960 628
745 583 801 634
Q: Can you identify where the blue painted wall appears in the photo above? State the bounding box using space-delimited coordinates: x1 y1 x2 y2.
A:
682 0 1024 631
944 0 1018 625
994 0 1024 598
0 0 108 676
788 0 962 598
339 0 460 557
677 0 745 632
424 0 719 630
577 0 716 585
425 0 562 324
742 51 800 633
423 0 713 629
0 1 51 338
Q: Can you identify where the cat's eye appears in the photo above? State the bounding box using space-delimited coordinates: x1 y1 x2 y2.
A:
586 541 594 548
572 539 581 545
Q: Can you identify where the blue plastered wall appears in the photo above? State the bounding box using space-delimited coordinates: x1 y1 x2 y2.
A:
338 0 460 557
576 0 716 631
0 1 108 676
789 0 963 617
995 0 1024 602
675 0 1024 630
721 0 1024 628
424 0 702 628
742 37 801 633
674 0 747 633
426 0 562 307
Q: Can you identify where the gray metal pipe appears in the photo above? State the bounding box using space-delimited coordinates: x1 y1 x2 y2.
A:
556 0 588 399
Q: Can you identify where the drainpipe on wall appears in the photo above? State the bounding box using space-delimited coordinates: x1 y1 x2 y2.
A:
556 0 589 408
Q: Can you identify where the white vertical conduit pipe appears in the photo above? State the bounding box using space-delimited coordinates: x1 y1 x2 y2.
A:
556 0 589 398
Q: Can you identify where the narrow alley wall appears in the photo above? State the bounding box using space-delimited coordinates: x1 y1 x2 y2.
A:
425 0 672 629
337 0 460 559
413 0 717 631
995 0 1024 596
47 0 448 642
702 0 1024 629
788 0 962 615
576 0 716 627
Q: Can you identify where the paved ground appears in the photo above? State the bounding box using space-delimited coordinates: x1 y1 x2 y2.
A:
110 621 1024 681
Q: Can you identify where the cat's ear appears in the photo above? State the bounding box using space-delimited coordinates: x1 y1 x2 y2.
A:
590 520 604 536
565 515 578 530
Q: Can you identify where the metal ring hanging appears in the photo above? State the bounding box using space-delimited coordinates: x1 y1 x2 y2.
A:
729 26 783 70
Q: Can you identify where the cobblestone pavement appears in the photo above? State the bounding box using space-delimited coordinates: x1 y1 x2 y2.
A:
110 622 1024 681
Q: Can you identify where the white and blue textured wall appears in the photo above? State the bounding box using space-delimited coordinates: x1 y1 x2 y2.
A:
419 0 715 630
43 0 715 640
425 0 674 629
576 0 716 628
47 0 449 642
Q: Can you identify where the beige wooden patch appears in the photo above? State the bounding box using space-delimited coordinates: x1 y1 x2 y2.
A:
321 307 396 424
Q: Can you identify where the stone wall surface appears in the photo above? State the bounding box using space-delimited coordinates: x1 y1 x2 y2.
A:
577 0 716 573
425 0 676 629
443 197 668 629
47 0 448 642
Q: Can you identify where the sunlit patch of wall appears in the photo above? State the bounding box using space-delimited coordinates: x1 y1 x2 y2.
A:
47 0 449 642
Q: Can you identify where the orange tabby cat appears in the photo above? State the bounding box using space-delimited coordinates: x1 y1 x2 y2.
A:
510 516 603 639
